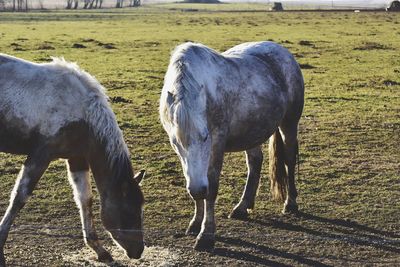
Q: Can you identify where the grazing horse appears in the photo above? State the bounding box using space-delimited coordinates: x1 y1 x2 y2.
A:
160 42 304 250
0 54 145 266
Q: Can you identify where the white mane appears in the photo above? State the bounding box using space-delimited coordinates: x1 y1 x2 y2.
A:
160 43 214 146
52 57 130 164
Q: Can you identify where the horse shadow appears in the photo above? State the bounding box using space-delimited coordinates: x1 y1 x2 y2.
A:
255 211 400 253
212 211 400 266
213 235 331 267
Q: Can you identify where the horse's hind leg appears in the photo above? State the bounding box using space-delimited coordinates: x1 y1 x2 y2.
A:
230 146 263 220
67 158 113 263
0 152 50 266
279 121 299 214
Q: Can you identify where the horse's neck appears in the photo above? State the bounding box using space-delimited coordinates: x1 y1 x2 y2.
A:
88 149 110 193
88 143 131 196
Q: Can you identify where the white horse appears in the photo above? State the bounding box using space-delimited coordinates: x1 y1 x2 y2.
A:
160 41 304 250
0 54 145 265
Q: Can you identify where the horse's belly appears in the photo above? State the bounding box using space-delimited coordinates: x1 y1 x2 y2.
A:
224 104 284 152
225 125 275 152
0 115 89 157
0 125 37 155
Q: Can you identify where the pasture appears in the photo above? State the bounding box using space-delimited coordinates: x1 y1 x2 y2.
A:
0 5 399 266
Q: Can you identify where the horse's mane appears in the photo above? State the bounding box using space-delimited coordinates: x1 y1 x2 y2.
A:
160 43 214 146
50 57 130 169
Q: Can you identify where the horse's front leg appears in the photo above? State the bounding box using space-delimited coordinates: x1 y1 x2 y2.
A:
0 250 4 267
194 147 224 251
0 152 50 267
186 199 204 236
67 158 113 263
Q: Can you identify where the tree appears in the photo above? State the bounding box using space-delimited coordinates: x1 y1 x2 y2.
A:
184 0 219 3
128 0 140 7
116 0 124 8
11 0 28 11
82 0 103 9
66 0 75 9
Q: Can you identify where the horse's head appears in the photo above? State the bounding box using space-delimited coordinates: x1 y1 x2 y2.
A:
161 88 211 200
101 171 145 259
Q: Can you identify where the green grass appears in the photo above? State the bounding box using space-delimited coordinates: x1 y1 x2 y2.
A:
149 2 273 11
0 5 399 266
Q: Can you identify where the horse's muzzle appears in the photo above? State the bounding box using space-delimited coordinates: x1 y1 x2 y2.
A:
126 243 145 259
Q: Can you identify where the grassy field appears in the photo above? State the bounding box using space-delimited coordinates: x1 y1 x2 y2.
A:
0 4 399 266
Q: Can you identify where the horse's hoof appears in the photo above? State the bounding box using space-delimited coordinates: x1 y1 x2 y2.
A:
229 208 249 220
194 235 215 252
186 223 201 236
97 251 113 263
282 203 299 215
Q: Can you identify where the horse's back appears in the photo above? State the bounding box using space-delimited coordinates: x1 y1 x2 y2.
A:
223 41 297 67
0 55 90 154
224 41 303 87
224 41 304 116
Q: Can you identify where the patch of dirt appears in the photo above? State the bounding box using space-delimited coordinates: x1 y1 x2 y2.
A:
102 80 136 90
299 63 316 69
101 43 117 49
10 42 25 51
81 38 97 43
298 40 315 47
383 79 400 86
62 246 180 267
35 57 53 62
80 38 117 49
37 43 55 50
96 41 115 49
72 43 87 49
141 41 160 48
110 96 132 104
293 53 304 58
354 42 392 50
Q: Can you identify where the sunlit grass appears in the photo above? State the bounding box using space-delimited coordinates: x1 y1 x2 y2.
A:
0 6 399 265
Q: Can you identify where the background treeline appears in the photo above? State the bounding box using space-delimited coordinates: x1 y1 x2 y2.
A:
0 0 141 11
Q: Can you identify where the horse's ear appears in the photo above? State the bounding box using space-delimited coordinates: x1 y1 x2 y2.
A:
167 91 174 106
134 170 146 184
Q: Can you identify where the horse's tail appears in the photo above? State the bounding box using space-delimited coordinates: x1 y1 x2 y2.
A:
269 129 287 202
